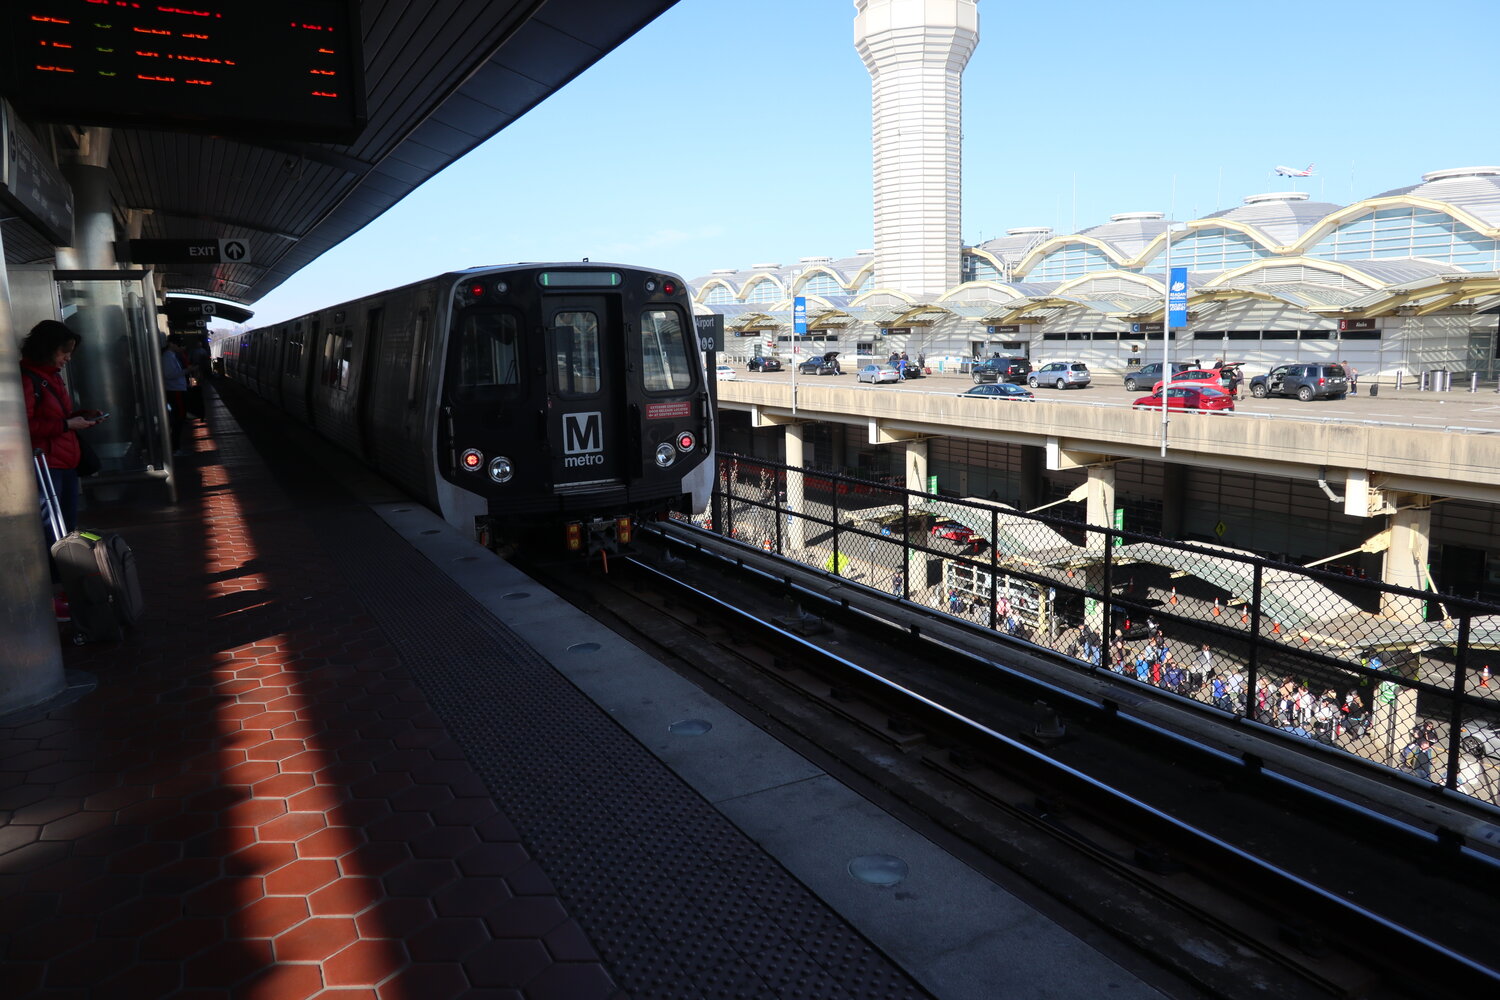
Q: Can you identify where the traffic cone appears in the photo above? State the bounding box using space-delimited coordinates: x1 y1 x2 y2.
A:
1240 609 1249 625
763 539 772 551
1272 621 1281 634
1170 587 1178 606
1481 665 1491 689
1212 599 1221 617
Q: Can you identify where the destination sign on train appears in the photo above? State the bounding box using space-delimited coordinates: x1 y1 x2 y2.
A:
3 1 366 143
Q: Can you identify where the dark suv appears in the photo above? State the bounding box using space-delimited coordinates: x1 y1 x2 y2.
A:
1122 362 1190 392
1249 363 1349 401
971 357 1031 384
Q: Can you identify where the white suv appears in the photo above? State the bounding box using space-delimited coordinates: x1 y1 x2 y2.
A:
1029 361 1091 389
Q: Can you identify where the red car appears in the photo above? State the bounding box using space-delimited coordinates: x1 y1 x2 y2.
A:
931 521 988 551
1151 367 1230 394
1132 385 1236 412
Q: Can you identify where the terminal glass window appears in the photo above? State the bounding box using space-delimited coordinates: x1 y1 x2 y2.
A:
638 308 694 392
552 311 602 396
457 311 522 389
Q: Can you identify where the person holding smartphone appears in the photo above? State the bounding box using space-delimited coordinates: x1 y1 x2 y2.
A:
20 320 104 621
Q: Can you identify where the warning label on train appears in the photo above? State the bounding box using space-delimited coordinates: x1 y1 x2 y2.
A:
645 402 692 420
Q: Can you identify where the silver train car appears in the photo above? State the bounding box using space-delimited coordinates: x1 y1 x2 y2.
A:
218 262 714 551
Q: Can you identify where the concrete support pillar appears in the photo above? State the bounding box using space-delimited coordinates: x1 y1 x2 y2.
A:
1018 444 1043 511
1381 498 1431 621
1159 462 1187 539
1082 465 1117 645
0 222 69 715
904 439 928 494
785 423 807 550
58 137 140 474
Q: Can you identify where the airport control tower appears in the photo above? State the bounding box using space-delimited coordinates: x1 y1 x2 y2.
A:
854 0 979 297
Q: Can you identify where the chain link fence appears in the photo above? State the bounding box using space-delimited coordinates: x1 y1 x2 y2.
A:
681 454 1500 805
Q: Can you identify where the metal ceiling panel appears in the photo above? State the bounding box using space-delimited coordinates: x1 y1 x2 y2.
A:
2 0 680 307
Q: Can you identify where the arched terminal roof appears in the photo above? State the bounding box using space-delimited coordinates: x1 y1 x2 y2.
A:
1 1 682 305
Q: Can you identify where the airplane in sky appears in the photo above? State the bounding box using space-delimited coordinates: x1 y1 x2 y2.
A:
1274 163 1315 177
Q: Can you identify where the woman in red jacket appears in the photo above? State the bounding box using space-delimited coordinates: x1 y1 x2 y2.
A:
21 320 104 619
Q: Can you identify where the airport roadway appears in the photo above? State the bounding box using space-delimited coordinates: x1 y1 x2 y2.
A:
728 366 1500 435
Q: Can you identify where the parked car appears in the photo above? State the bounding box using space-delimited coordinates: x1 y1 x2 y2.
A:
746 356 782 372
714 364 736 381
930 520 987 552
1132 385 1236 412
1150 367 1231 394
1029 361 1091 389
1459 721 1500 759
971 357 1032 384
1121 362 1190 392
857 363 900 384
960 383 1034 400
1249 363 1349 400
797 351 842 375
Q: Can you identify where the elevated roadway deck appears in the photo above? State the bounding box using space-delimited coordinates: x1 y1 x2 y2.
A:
717 372 1500 505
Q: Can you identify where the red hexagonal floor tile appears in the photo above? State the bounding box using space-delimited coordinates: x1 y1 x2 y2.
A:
274 915 360 961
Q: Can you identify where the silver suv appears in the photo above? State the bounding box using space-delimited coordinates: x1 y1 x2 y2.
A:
1249 363 1349 401
1029 361 1091 389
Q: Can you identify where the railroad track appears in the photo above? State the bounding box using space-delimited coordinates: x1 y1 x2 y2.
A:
518 525 1500 999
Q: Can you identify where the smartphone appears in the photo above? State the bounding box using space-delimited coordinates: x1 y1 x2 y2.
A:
97 412 110 420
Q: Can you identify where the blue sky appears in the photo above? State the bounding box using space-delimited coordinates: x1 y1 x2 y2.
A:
246 0 1499 326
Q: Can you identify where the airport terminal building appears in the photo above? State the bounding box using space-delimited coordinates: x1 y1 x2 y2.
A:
691 167 1500 381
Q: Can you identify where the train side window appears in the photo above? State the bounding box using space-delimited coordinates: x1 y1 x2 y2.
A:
552 310 601 397
457 311 522 389
638 308 693 392
338 327 355 391
407 308 430 404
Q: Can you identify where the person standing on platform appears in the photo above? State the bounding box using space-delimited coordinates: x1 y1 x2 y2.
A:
162 335 189 455
1343 360 1358 396
21 320 105 621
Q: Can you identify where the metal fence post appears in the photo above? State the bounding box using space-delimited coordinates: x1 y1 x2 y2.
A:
1445 612 1472 791
831 477 840 577
774 468 784 554
1244 562 1264 718
989 506 1000 631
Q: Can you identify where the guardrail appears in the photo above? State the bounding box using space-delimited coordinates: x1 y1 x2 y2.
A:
698 454 1500 805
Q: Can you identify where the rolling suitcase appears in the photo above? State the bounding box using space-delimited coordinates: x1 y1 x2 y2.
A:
34 450 144 642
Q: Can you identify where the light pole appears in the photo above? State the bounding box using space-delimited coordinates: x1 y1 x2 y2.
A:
1160 221 1188 458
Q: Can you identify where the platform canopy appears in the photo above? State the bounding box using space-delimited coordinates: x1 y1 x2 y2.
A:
1 1 681 306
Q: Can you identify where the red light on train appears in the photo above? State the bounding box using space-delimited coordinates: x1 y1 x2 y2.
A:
663 280 677 295
468 282 486 298
676 431 695 452
460 448 483 471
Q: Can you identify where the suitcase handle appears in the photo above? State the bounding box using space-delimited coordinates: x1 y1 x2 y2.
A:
33 448 67 543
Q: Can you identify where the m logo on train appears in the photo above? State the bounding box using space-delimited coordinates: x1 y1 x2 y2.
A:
562 412 605 467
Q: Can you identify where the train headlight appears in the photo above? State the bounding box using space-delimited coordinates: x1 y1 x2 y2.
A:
654 443 676 468
675 431 696 452
461 448 484 472
488 456 514 483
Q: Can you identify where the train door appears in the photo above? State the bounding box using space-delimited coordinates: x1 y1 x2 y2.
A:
356 306 385 462
544 296 626 490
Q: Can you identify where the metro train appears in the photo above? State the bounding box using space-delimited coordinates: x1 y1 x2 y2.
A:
216 262 714 551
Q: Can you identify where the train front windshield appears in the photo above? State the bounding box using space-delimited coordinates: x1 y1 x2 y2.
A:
639 308 694 391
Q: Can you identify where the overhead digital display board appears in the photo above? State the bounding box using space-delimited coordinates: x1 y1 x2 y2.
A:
3 1 366 143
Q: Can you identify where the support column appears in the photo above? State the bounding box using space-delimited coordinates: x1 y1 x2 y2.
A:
57 131 138 474
904 439 928 494
1159 462 1186 539
1381 498 1431 621
785 424 808 551
1083 464 1117 646
1018 444 1044 511
0 222 69 715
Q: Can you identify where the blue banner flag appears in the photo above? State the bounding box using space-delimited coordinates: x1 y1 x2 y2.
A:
1167 267 1188 329
793 296 807 334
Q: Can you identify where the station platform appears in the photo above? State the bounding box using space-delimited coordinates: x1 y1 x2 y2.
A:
0 383 1167 1000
